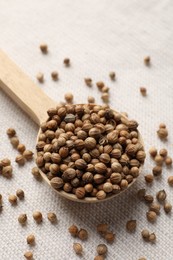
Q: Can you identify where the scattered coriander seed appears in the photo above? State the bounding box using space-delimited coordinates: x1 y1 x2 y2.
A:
51 71 58 81
126 220 136 232
64 93 73 103
18 213 27 224
8 194 17 205
24 251 33 259
146 211 157 223
78 229 88 240
16 189 24 199
149 203 160 214
97 244 107 255
6 128 16 137
31 167 40 178
68 224 78 237
140 87 147 96
88 96 95 104
33 211 42 223
27 234 35 245
159 148 167 157
144 194 154 203
168 176 173 186
47 212 57 223
2 165 13 178
154 155 164 165
104 232 115 243
165 156 172 166
96 81 104 90
17 143 26 153
101 93 109 103
1 158 11 166
64 58 70 66
109 71 116 80
73 243 83 255
40 43 48 53
94 256 104 260
23 150 33 160
97 223 108 234
141 229 150 241
144 56 150 66
15 154 25 165
137 188 146 200
149 233 156 243
84 78 92 87
10 136 19 148
164 202 172 213
145 174 154 183
149 147 157 157
157 127 168 139
156 190 167 202
36 72 44 83
152 165 162 176
159 123 166 128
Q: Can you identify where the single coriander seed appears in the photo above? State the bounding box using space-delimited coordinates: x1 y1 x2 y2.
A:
84 78 92 87
88 96 95 104
10 136 19 148
159 123 166 128
154 155 164 166
18 213 27 224
64 93 73 103
6 128 16 137
146 211 157 223
78 228 88 240
40 43 48 53
27 234 35 245
51 71 58 81
73 243 83 255
159 148 167 157
137 188 146 200
164 202 172 213
33 211 42 223
144 56 150 66
24 251 33 259
165 156 172 166
126 220 137 232
104 232 115 243
97 223 109 234
145 174 154 183
17 143 26 153
2 165 13 178
109 71 116 80
8 194 17 205
15 154 25 165
36 72 44 83
157 127 168 139
149 203 160 214
23 150 33 160
97 244 107 255
140 87 147 96
168 176 173 186
68 224 79 237
101 93 109 103
141 229 150 241
144 194 154 203
149 147 157 157
152 165 162 176
16 189 24 199
31 167 40 178
156 190 167 202
47 212 57 223
64 58 70 66
149 233 156 243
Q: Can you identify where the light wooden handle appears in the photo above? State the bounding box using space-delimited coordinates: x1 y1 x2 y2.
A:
0 50 57 125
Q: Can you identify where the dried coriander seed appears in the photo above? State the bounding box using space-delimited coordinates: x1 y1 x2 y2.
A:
149 233 156 242
15 154 25 165
40 43 48 53
47 212 57 223
97 223 108 234
2 165 13 178
1 158 11 167
96 81 104 90
149 147 157 157
157 127 168 139
78 229 88 240
68 224 78 237
96 190 106 200
141 229 150 240
36 72 44 83
73 243 83 255
154 155 164 165
149 203 160 214
84 78 92 87
137 188 146 200
88 96 95 103
97 244 107 255
144 56 150 66
165 156 172 166
146 211 157 223
24 251 33 259
23 150 33 160
18 213 27 224
64 93 73 103
8 194 17 205
126 220 136 232
6 128 16 137
16 189 24 199
152 166 162 176
17 143 26 153
156 190 167 202
31 167 40 178
104 232 115 243
140 87 147 96
27 234 35 245
64 58 70 66
168 176 173 186
33 211 42 223
159 148 167 157
109 71 116 80
144 174 154 183
164 202 172 213
10 136 19 148
51 71 58 81
101 93 109 103
144 194 154 203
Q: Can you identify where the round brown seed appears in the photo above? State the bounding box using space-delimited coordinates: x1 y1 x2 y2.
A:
18 213 27 224
27 234 35 245
97 244 107 255
164 202 172 213
8 194 17 205
78 229 88 240
146 211 157 223
68 224 79 237
168 176 173 186
16 189 24 199
145 174 154 183
47 212 57 223
126 220 136 232
6 128 16 137
24 251 33 259
73 243 83 255
33 211 42 223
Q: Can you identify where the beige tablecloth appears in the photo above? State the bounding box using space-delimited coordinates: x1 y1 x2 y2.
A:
0 0 173 259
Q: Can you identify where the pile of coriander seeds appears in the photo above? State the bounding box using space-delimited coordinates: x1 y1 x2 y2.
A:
36 103 146 200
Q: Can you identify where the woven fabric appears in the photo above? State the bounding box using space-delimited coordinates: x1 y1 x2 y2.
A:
0 0 173 259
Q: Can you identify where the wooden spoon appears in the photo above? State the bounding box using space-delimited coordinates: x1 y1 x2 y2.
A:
0 50 144 203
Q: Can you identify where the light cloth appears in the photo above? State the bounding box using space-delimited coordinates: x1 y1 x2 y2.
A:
0 0 173 259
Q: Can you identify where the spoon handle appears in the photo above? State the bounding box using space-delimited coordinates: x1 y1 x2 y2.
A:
0 50 57 125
